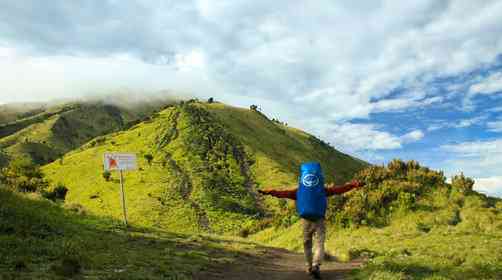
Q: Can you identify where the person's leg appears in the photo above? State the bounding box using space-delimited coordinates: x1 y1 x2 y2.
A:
302 218 315 271
313 218 326 267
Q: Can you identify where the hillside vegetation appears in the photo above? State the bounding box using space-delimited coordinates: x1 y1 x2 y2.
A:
42 101 367 235
0 102 46 125
0 100 174 167
0 186 263 279
253 159 502 279
1 99 501 279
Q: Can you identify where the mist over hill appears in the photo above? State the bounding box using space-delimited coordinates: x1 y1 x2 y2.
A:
0 94 178 167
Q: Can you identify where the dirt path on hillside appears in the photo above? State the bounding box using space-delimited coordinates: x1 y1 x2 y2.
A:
195 246 365 280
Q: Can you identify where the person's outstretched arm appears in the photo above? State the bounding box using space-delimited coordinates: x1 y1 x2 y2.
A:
325 180 364 197
258 187 298 200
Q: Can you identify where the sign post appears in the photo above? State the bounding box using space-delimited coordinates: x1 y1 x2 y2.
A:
119 170 127 226
103 152 137 227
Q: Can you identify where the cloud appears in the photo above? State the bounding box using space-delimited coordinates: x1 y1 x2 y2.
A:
0 47 221 103
427 115 488 131
487 120 502 132
488 106 502 112
329 123 402 151
474 176 502 197
401 129 424 143
1 0 502 158
325 123 425 153
469 72 502 95
440 139 502 178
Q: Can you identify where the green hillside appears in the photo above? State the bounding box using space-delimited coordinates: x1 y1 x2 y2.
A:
252 160 502 279
0 186 262 279
0 102 46 125
2 99 502 279
0 100 174 167
42 101 368 235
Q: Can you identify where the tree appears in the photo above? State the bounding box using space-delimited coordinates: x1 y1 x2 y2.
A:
42 182 69 201
451 173 474 194
208 97 214 103
0 157 48 192
102 171 111 181
250 105 258 111
144 154 154 165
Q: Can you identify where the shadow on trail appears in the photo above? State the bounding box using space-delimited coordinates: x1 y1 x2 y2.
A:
196 246 364 280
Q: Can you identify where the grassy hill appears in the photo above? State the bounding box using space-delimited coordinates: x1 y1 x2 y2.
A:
42 100 368 235
2 99 502 279
252 160 502 279
0 186 263 279
0 102 46 125
0 100 175 167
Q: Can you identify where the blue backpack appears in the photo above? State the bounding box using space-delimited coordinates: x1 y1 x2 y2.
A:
296 162 327 220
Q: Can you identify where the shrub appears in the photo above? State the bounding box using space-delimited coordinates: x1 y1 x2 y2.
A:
333 159 450 228
416 222 432 233
51 256 81 277
451 173 474 194
102 171 111 181
42 183 68 201
0 158 48 192
238 228 250 238
144 154 154 165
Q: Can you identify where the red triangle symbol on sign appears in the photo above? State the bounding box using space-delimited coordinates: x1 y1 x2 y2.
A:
109 158 118 169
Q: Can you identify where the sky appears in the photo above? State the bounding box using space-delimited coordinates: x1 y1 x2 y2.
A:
0 1 501 196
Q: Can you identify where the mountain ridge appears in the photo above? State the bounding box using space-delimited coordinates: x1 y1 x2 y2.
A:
41 100 368 234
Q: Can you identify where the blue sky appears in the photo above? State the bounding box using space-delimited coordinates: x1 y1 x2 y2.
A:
0 0 501 196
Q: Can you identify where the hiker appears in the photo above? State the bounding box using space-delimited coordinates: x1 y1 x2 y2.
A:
258 162 364 279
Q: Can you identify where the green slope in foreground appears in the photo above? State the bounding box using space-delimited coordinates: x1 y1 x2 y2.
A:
0 187 261 279
252 161 502 279
42 101 367 235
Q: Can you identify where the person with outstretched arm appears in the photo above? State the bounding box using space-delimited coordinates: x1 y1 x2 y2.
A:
258 162 364 279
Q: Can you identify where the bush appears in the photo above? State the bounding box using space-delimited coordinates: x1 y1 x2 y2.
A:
330 159 450 228
0 158 48 192
42 183 68 201
451 173 474 194
102 171 111 181
144 154 154 165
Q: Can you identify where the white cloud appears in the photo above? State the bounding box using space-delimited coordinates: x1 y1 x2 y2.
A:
1 0 502 157
488 106 502 112
440 139 502 178
401 129 424 143
474 176 502 197
322 124 424 153
427 115 488 131
329 123 402 151
0 48 220 104
469 72 502 95
487 120 502 132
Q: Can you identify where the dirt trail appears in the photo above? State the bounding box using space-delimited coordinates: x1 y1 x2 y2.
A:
196 246 365 280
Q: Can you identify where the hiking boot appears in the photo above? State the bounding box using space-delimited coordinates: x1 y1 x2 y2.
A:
311 265 321 279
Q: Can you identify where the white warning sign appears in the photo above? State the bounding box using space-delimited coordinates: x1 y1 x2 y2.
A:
103 153 137 171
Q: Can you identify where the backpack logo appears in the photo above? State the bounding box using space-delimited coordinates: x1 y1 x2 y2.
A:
302 174 319 187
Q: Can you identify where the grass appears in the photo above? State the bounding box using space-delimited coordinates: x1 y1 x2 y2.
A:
251 188 502 280
0 102 45 124
3 100 502 279
42 101 367 236
0 101 174 167
0 187 263 279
